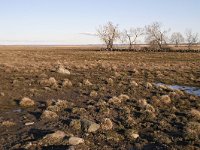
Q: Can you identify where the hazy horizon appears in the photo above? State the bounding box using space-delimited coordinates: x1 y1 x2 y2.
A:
0 0 200 45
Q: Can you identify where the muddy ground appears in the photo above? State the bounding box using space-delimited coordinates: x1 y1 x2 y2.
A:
0 46 200 150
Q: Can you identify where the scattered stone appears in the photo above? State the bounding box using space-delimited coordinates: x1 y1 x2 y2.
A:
62 79 73 87
145 82 153 89
47 99 68 113
39 130 66 146
108 96 121 104
41 110 59 120
160 95 171 104
40 77 58 88
70 119 81 130
118 94 130 101
106 78 114 86
1 121 16 127
190 109 200 120
83 79 92 86
89 90 98 98
81 119 100 133
130 80 138 87
138 99 148 107
125 129 139 140
57 65 71 75
68 137 84 146
101 118 113 130
25 122 34 126
19 97 35 107
185 122 200 140
145 104 156 113
0 92 5 96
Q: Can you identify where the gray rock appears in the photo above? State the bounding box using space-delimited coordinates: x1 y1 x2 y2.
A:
81 119 100 133
68 137 84 145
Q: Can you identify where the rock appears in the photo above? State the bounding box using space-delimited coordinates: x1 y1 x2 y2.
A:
89 90 98 98
57 65 70 75
160 95 171 104
125 129 139 140
138 99 148 107
81 119 100 133
145 82 153 89
190 109 200 120
106 78 114 86
101 118 113 130
70 119 81 130
145 104 155 113
39 130 66 146
185 122 200 140
118 94 130 101
19 97 35 107
1 121 16 127
62 79 72 87
40 110 59 120
108 96 121 104
40 77 58 88
83 79 92 86
130 80 138 87
0 92 5 96
25 122 34 126
68 137 84 145
133 68 139 74
47 99 68 113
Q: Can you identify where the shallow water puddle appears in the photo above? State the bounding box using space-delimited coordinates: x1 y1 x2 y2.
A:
156 83 200 96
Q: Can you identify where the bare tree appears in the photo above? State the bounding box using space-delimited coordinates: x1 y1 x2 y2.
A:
120 27 144 50
185 29 199 49
145 22 170 50
170 32 184 47
97 22 120 51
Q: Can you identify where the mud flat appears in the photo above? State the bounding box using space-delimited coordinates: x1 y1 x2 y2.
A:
0 46 200 149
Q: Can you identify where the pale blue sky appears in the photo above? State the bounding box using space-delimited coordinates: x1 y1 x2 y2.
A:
0 0 199 45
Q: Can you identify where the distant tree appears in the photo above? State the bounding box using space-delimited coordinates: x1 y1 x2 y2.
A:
170 32 184 47
185 29 199 49
97 22 120 51
120 27 144 50
145 22 170 50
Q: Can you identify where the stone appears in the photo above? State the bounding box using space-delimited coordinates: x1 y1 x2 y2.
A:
25 122 35 126
40 110 59 120
130 80 138 87
160 95 171 104
83 79 92 86
39 130 66 146
108 96 121 104
118 94 130 101
190 109 200 120
47 99 68 113
89 90 98 98
81 119 100 133
125 129 139 140
101 118 113 130
138 99 148 107
68 137 84 145
57 66 70 75
145 82 153 89
70 119 81 130
19 97 35 107
62 79 73 87
1 121 16 127
106 78 114 86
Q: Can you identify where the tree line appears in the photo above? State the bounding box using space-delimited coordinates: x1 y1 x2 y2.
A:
96 22 199 51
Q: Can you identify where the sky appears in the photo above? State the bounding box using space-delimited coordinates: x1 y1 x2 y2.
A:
0 0 199 45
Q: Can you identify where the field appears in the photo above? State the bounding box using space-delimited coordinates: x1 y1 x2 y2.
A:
0 46 200 150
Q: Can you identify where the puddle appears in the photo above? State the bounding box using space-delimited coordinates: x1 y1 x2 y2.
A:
156 83 200 97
